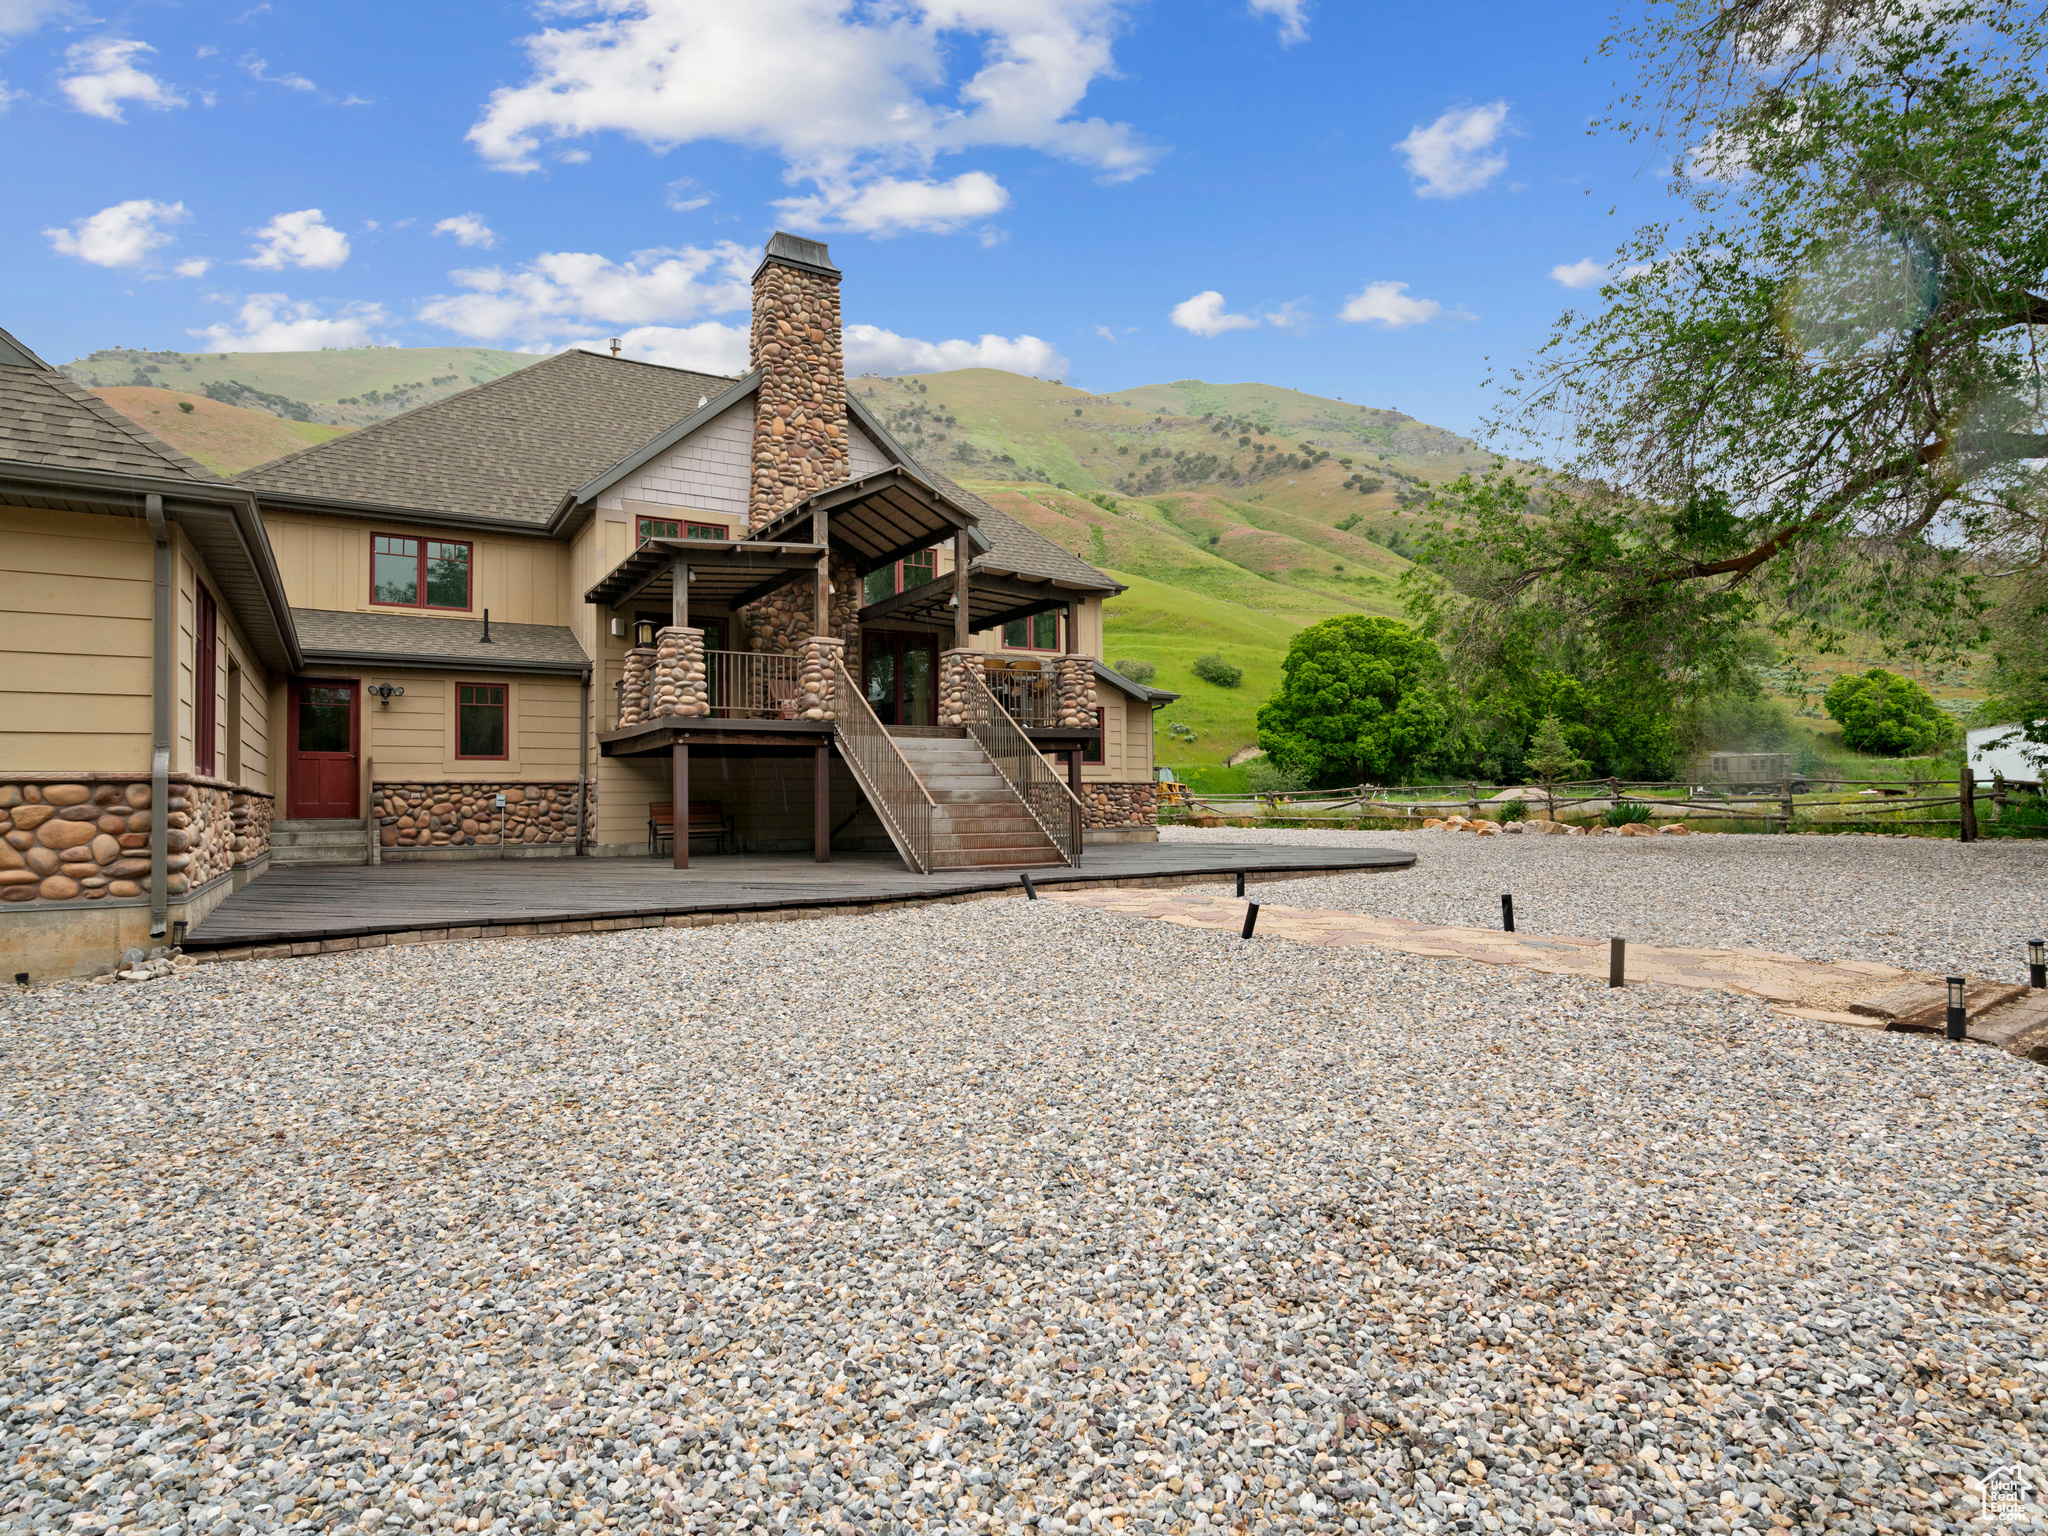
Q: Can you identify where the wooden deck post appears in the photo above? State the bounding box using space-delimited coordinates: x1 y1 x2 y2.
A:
671 554 688 629
953 530 971 651
815 743 831 863
671 742 690 869
1960 763 1978 842
813 503 830 639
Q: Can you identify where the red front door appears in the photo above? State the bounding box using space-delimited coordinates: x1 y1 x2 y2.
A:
287 679 360 819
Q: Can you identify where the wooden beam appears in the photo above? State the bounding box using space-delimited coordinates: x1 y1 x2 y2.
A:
672 744 689 869
815 743 831 862
953 529 970 651
672 554 688 629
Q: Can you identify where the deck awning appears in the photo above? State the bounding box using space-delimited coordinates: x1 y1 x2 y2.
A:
584 538 828 610
857 569 1093 633
753 467 986 577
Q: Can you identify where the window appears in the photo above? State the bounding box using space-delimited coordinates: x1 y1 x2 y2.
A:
1083 707 1105 765
372 535 471 609
457 683 507 759
194 582 217 776
862 547 939 605
637 516 729 545
1001 611 1061 650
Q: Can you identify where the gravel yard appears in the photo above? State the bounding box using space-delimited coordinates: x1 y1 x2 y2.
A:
1162 826 2048 984
1 876 2044 1536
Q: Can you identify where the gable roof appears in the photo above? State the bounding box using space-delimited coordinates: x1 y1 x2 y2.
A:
0 361 222 482
0 326 50 371
239 349 736 528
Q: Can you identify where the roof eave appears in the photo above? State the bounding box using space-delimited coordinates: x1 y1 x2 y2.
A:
301 648 591 676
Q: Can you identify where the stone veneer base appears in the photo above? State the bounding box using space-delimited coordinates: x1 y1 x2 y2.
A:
1 858 262 984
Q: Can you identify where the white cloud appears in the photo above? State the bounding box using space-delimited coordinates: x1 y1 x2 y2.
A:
416 242 754 343
242 55 316 91
665 177 712 213
192 294 385 351
1094 324 1118 342
1339 280 1443 328
433 213 497 249
563 323 751 374
174 257 211 278
1549 256 1651 290
243 208 350 270
1247 0 1308 44
1396 100 1511 199
842 325 1067 377
0 0 86 40
1170 290 1259 338
44 199 189 268
467 1 1152 241
776 171 1009 236
60 38 187 121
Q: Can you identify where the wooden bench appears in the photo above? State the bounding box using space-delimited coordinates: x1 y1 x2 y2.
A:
648 800 737 857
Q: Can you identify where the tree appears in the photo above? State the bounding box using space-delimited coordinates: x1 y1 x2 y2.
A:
1256 616 1454 785
1524 712 1591 783
1458 0 2048 680
1823 667 1954 755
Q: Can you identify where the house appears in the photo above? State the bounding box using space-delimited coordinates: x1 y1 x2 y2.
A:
1 234 1174 978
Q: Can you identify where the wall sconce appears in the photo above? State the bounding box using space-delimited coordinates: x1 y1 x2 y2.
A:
633 619 659 648
368 683 405 706
610 616 627 638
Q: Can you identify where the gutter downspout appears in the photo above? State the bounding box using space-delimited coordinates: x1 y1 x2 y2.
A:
576 667 591 855
146 495 172 939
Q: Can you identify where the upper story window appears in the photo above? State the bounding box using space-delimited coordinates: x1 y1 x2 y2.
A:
863 547 937 605
372 534 471 609
1001 611 1062 651
638 516 729 545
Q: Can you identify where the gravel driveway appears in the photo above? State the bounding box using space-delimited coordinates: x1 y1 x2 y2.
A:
1163 826 2048 983
1 879 2042 1536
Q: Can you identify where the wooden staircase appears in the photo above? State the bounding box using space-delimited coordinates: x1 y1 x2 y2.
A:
889 731 1064 869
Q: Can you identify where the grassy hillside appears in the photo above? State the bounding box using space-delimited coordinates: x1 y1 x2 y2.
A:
60 346 539 427
94 387 355 475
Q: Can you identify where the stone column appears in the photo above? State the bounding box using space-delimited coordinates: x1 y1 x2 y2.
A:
798 635 845 721
619 646 655 727
937 648 980 727
650 627 709 719
1053 655 1098 727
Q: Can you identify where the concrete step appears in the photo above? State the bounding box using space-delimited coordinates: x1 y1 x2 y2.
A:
270 819 368 866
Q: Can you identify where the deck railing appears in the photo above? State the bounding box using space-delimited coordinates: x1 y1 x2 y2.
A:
959 667 1081 863
829 656 935 872
706 649 803 720
983 664 1057 727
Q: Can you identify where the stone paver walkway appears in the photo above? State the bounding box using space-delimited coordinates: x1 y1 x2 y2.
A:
1046 887 1914 1022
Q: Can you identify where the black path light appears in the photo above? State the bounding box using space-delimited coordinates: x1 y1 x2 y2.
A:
1609 937 1626 988
1241 902 1261 940
1236 870 1246 898
2030 939 2045 990
1946 976 1968 1041
1020 873 1038 901
1501 893 1515 933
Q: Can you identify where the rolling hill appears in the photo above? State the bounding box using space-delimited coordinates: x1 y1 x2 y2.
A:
92 387 355 476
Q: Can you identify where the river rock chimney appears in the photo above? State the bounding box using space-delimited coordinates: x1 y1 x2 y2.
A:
749 232 848 530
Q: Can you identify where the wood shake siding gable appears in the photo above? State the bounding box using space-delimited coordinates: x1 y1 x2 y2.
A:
595 400 755 521
846 420 892 478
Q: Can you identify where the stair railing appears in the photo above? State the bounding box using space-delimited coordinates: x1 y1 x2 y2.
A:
958 666 1082 864
828 657 935 873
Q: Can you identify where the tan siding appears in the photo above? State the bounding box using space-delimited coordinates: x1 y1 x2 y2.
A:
262 512 570 626
0 508 153 772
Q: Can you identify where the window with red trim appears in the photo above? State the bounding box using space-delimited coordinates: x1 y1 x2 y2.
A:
861 546 938 605
638 517 730 545
457 683 508 759
372 534 471 609
1001 611 1062 650
194 582 218 776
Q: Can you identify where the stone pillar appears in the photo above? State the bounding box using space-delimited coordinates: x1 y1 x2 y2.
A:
650 627 709 719
748 233 848 531
619 646 655 727
798 636 845 721
938 648 979 727
1053 655 1098 728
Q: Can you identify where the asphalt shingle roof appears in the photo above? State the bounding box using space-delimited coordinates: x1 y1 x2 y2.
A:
241 350 736 526
0 364 222 482
914 463 1122 592
292 608 589 671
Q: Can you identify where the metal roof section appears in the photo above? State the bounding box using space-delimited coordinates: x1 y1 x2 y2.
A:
752 230 840 283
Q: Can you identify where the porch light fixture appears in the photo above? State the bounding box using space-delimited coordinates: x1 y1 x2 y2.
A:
368 683 405 706
633 619 658 648
2030 939 2045 989
1946 976 1967 1041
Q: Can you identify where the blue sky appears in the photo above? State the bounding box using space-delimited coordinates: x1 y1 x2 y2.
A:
4 0 1676 437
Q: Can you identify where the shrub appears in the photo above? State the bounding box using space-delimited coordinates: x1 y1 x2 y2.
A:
1112 658 1157 686
1496 797 1528 822
1605 801 1654 826
1191 653 1243 688
1245 759 1305 795
1823 668 1954 755
1255 615 1452 786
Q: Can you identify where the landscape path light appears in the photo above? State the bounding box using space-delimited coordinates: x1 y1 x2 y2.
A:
1501 893 1515 933
1946 976 1967 1041
1241 902 1261 940
2030 939 2045 989
1609 937 1626 988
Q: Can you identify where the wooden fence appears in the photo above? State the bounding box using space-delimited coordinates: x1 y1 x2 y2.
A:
1160 770 2047 840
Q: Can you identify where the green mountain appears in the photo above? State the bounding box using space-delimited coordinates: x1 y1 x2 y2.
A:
59 346 540 427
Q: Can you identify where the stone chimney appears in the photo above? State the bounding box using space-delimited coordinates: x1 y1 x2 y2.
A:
748 232 848 530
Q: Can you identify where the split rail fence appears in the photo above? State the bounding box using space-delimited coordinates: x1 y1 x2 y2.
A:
1160 770 2047 841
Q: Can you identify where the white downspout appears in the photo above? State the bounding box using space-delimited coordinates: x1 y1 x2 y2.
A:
146 494 172 939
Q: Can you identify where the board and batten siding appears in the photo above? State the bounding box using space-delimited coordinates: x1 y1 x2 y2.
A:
261 512 571 628
177 539 273 792
297 671 588 781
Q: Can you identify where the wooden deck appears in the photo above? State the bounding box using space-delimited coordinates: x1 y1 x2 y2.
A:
184 842 1415 951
